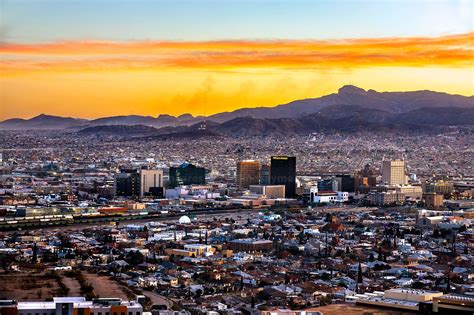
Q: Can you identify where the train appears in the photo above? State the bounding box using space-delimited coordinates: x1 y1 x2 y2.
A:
0 204 250 230
0 210 158 227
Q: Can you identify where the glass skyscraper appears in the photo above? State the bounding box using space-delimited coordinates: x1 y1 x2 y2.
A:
270 156 296 198
169 163 206 188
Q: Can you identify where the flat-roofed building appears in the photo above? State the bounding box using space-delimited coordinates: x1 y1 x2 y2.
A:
423 192 444 209
169 163 205 188
183 244 215 256
249 185 285 199
270 156 296 198
311 192 337 203
165 248 195 257
259 164 271 185
230 239 273 252
13 297 143 315
355 164 378 193
367 191 405 205
423 180 454 195
237 160 260 189
384 289 443 302
396 185 422 200
115 170 140 198
260 309 326 315
382 159 407 186
139 169 163 197
355 289 445 313
416 215 444 228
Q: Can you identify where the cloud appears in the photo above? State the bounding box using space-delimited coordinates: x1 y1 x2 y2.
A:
1 32 473 73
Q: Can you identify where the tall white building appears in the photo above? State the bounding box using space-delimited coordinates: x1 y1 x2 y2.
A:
139 169 163 196
382 159 407 186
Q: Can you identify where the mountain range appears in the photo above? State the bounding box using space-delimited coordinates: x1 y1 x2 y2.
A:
1 86 473 135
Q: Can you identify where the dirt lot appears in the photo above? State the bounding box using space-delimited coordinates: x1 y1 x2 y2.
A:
0 272 61 301
83 273 131 299
0 271 134 302
313 304 412 315
60 274 82 296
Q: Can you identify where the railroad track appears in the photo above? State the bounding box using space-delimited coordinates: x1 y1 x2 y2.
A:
0 208 256 231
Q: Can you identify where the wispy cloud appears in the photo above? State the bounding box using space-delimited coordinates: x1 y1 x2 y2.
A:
1 32 473 73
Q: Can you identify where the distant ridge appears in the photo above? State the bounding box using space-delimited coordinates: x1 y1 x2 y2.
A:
0 114 88 130
1 86 472 130
204 85 473 122
78 124 158 135
140 106 474 138
73 106 474 139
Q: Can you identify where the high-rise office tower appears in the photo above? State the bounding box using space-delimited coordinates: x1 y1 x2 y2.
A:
140 169 163 197
259 164 271 185
169 163 206 188
382 159 407 186
270 156 296 198
336 174 355 192
237 160 260 189
115 169 140 198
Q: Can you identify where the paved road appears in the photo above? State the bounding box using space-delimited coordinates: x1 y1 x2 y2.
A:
142 290 172 309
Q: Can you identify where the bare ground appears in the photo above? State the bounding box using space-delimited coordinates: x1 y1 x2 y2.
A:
0 272 61 301
60 274 82 296
83 273 130 299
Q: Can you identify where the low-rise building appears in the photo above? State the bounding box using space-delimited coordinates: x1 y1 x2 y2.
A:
395 185 423 200
367 191 405 206
423 192 444 209
249 185 285 199
229 239 273 252
2 297 143 315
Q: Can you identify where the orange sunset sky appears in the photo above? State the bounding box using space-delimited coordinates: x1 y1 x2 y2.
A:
1 0 473 120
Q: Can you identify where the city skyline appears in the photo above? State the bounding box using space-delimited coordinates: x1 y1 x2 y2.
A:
1 0 473 120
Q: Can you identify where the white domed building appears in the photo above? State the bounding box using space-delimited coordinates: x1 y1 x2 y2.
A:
179 215 191 224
